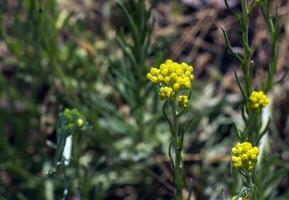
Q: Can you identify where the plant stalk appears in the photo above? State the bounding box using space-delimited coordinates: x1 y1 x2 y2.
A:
171 102 184 200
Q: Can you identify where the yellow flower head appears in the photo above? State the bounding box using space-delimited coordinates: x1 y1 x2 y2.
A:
147 59 194 101
231 142 259 172
247 91 269 112
178 95 189 108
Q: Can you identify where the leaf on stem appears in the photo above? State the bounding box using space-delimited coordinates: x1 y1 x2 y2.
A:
221 28 242 63
116 0 138 44
163 100 174 135
234 70 247 101
233 123 242 140
257 118 271 142
169 139 175 169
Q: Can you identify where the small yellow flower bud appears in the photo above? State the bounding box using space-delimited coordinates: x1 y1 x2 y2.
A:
177 95 189 108
77 119 84 127
247 90 269 111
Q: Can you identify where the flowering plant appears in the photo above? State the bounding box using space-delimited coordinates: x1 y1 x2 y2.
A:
147 59 194 200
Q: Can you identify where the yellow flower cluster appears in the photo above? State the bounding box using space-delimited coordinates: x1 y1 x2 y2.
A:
178 95 189 108
159 86 174 99
231 142 259 172
146 59 194 102
247 91 269 112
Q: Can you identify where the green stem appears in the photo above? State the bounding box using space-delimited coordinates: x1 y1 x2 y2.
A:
175 146 183 200
171 102 184 200
249 173 256 200
240 0 253 96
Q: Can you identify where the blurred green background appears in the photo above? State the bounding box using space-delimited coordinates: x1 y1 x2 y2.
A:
0 0 289 199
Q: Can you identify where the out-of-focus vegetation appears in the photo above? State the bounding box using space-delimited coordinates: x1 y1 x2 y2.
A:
0 0 289 199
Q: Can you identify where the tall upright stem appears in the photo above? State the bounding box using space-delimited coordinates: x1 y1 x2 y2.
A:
171 102 184 200
175 142 183 200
